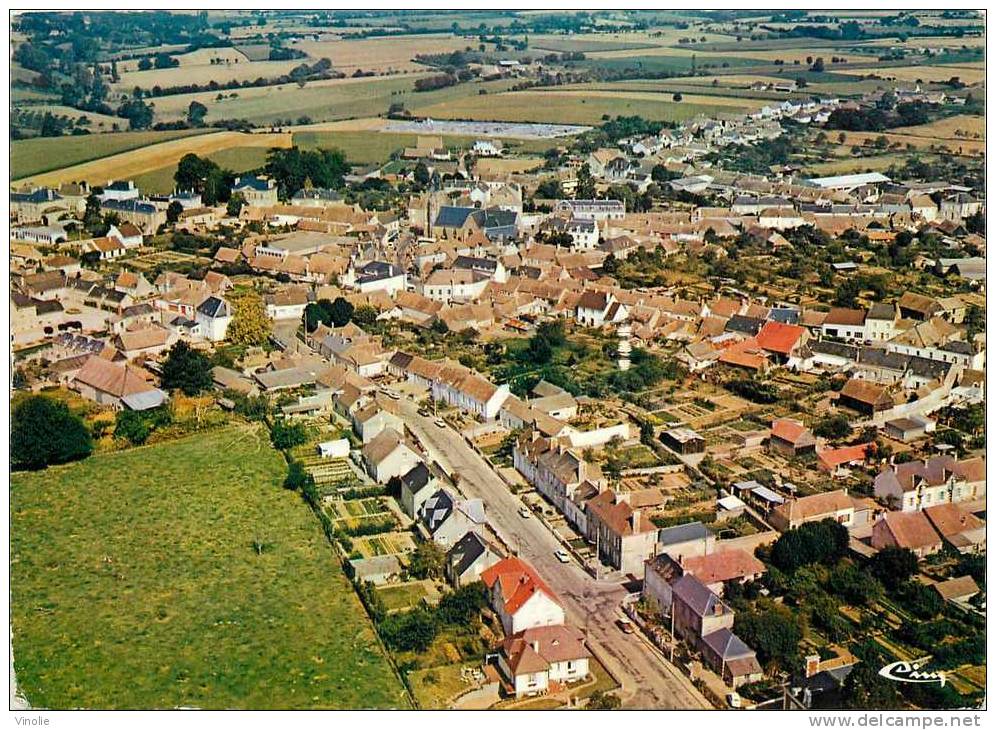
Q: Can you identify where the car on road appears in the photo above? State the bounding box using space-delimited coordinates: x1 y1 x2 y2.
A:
727 692 742 709
381 389 400 400
617 618 635 634
518 506 531 519
434 418 447 428
418 407 430 417
554 548 570 563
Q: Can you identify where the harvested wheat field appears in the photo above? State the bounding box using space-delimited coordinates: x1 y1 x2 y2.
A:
834 130 983 156
116 46 250 73
892 114 985 141
16 131 292 187
837 64 985 84
288 34 470 73
474 157 545 175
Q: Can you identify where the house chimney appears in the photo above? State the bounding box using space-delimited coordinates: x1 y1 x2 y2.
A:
532 641 540 653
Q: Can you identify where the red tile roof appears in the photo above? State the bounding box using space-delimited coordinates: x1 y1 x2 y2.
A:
481 557 561 616
770 418 812 446
756 321 805 355
818 443 873 470
680 549 766 585
878 511 942 551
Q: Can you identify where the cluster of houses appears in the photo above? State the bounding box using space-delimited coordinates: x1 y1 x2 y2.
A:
8 90 986 702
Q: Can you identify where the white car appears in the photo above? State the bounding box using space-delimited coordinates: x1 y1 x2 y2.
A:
434 418 447 428
554 549 570 564
518 506 531 519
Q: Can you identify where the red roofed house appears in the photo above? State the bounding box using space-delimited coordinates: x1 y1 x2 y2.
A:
768 418 817 457
871 511 943 558
481 557 565 635
662 549 766 596
839 378 894 416
769 489 854 531
755 321 808 365
71 355 163 410
497 625 590 697
817 443 873 476
923 503 986 554
717 337 769 373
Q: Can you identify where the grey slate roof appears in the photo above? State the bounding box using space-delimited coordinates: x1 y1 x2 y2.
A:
725 314 764 336
434 206 476 229
196 296 229 318
400 462 432 493
447 532 491 577
658 521 711 547
671 573 730 618
702 627 755 660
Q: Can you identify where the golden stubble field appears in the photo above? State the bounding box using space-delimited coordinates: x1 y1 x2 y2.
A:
288 34 471 72
836 64 986 84
17 130 293 187
832 115 985 157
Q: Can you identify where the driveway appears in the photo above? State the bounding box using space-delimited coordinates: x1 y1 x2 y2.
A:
397 399 712 709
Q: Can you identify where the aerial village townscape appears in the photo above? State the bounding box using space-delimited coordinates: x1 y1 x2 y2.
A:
7 8 987 713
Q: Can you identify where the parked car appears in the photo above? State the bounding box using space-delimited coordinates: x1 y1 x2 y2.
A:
554 549 570 563
434 418 446 428
518 506 531 519
617 619 635 634
727 693 742 709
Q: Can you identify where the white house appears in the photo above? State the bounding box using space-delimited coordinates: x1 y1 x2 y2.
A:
352 401 404 444
498 625 590 698
417 488 486 547
445 532 502 588
362 428 421 483
555 199 625 221
472 139 503 157
317 439 350 459
481 557 565 635
397 462 437 518
430 363 510 420
575 289 628 327
194 296 232 342
344 261 407 295
874 456 986 512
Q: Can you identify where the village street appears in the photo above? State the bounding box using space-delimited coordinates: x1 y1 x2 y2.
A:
397 399 712 709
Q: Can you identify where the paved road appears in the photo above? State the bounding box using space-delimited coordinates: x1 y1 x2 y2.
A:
398 400 711 709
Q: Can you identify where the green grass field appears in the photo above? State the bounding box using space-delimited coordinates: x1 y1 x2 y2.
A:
410 89 749 125
11 425 407 709
10 129 209 181
579 52 764 76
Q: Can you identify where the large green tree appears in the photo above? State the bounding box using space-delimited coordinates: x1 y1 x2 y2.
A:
265 146 348 199
868 546 917 591
770 519 849 572
174 153 234 206
160 341 213 396
11 396 93 471
735 605 802 671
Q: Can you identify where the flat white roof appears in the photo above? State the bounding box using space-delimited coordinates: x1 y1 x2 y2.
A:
807 172 890 189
